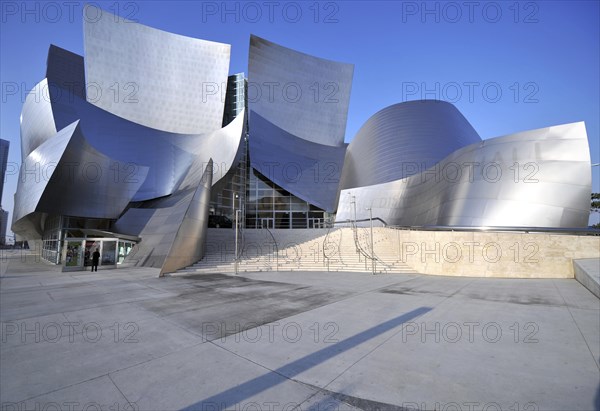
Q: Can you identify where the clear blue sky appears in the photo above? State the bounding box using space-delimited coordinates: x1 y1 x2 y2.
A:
1 1 599 235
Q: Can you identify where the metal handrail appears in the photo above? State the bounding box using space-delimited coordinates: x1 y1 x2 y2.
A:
332 218 599 236
386 225 600 236
355 225 393 269
263 226 279 271
349 219 382 270
333 217 388 227
322 225 333 271
322 226 347 271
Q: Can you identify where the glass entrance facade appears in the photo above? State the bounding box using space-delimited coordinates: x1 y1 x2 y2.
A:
62 238 135 270
245 169 326 229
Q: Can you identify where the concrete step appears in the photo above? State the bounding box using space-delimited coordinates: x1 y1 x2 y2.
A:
174 227 416 276
573 258 600 299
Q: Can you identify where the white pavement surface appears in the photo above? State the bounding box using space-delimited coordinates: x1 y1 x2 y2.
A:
1 250 599 411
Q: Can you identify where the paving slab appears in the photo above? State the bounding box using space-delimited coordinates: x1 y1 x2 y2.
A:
3 375 132 411
237 270 419 292
0 311 70 350
552 278 600 310
570 307 600 368
1 252 599 410
109 342 320 411
323 292 599 410
213 293 444 387
0 315 204 403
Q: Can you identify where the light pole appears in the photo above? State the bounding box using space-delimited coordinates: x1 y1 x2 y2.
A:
349 193 358 252
366 207 375 275
235 209 241 275
234 193 239 275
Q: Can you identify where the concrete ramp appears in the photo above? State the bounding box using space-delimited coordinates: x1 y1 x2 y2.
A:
574 258 600 298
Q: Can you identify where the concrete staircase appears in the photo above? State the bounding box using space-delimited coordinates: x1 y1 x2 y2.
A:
573 258 600 298
174 227 415 275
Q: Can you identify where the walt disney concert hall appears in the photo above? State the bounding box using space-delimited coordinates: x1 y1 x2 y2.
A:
13 5 592 274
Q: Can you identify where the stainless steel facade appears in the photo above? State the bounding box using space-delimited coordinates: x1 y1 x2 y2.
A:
0 138 8 244
19 79 58 163
339 100 481 190
0 138 9 206
248 35 353 147
13 120 149 238
249 112 346 212
113 161 213 276
12 7 593 274
248 35 352 212
44 44 242 202
337 120 592 227
83 4 231 135
12 10 243 274
0 209 8 245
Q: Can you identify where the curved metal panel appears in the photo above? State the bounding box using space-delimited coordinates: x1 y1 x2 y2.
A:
48 82 193 200
47 73 241 200
340 100 481 190
14 9 244 263
37 124 149 219
83 4 230 134
46 44 86 99
250 112 346 212
20 79 58 162
161 160 213 275
12 121 77 237
0 139 8 207
337 122 591 228
113 161 213 275
20 43 87 162
248 35 353 147
12 121 149 234
176 109 245 191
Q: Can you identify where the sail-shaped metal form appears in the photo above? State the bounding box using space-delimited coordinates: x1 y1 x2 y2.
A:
13 7 594 275
248 35 353 212
13 7 243 274
337 116 591 228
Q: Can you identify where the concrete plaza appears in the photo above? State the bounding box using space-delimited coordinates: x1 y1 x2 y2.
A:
1 250 599 411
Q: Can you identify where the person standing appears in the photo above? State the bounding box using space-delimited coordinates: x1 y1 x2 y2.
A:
91 249 100 272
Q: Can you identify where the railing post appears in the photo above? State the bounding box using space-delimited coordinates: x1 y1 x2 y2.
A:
234 209 240 275
367 207 375 275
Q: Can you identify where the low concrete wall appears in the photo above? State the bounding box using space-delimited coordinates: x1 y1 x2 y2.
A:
387 229 600 278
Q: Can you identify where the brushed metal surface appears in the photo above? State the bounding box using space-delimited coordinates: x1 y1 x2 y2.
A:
42 45 243 200
340 100 481 190
161 160 213 275
0 139 8 207
14 5 595 259
12 122 76 238
337 122 591 228
249 112 346 212
248 35 352 210
248 35 353 147
15 38 242 243
83 4 230 135
13 121 149 236
46 44 86 100
114 161 213 275
19 79 58 162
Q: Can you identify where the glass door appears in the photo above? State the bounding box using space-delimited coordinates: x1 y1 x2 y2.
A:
261 218 274 229
308 218 323 228
64 241 83 268
84 240 100 268
101 241 117 266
